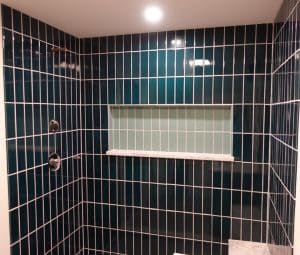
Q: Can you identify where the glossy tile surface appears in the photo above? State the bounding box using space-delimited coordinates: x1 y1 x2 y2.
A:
269 0 300 254
3 2 298 255
109 105 232 155
2 4 83 255
80 24 272 255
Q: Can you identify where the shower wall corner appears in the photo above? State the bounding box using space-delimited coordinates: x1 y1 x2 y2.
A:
0 8 12 255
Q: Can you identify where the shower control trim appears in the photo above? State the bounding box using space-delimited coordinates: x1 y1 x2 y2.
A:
48 152 61 171
49 120 59 133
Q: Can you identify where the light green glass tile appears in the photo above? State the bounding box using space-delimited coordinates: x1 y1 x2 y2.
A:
136 131 143 150
186 108 195 131
113 130 120 149
169 108 177 131
177 108 186 130
205 132 214 153
111 109 120 130
213 133 223 154
204 109 213 131
135 108 143 130
223 133 232 154
143 131 152 150
223 110 232 132
119 130 127 149
161 131 168 151
128 130 135 150
187 132 195 152
119 108 128 129
168 131 178 152
108 105 233 156
151 108 160 130
214 109 223 132
195 110 205 131
110 117 114 130
108 109 113 129
196 132 204 153
177 132 186 152
160 108 169 130
109 131 114 149
127 109 135 129
143 108 151 131
152 131 160 151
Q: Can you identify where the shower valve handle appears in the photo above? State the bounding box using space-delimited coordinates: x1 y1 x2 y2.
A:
48 153 61 171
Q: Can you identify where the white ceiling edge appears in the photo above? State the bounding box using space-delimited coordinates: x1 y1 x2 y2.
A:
1 0 283 38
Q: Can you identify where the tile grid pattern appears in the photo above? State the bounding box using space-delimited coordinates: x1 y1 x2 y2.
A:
108 105 232 155
80 24 272 255
269 0 300 254
1 5 84 255
5 3 298 255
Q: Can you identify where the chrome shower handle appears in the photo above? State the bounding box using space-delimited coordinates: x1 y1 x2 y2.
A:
48 152 61 171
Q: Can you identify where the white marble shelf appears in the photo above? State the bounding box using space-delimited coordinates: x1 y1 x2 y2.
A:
106 149 234 161
228 240 270 255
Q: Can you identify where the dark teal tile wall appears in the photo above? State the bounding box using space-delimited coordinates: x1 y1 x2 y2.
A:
2 5 83 255
269 0 300 254
4 3 297 255
81 23 272 255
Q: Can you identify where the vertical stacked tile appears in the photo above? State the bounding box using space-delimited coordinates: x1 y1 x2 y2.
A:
80 23 272 255
2 5 83 255
269 0 300 254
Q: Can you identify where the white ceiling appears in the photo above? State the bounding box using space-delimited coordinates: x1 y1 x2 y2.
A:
2 0 283 38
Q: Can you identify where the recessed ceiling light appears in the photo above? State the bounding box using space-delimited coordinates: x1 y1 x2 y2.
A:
144 6 163 23
171 39 182 47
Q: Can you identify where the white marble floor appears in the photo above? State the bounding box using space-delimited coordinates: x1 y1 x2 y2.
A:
228 240 270 255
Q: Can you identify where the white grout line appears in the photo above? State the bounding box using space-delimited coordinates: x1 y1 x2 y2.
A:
269 198 293 248
273 0 300 43
272 48 300 74
4 8 292 254
0 9 11 255
271 134 298 152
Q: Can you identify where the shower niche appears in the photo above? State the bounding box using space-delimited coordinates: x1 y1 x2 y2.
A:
107 105 234 161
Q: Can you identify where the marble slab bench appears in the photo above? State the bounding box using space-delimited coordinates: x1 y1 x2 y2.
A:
228 240 270 255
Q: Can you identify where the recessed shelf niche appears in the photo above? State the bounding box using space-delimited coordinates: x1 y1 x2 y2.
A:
107 105 234 161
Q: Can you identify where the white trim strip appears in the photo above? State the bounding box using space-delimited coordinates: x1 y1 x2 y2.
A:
106 149 234 161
